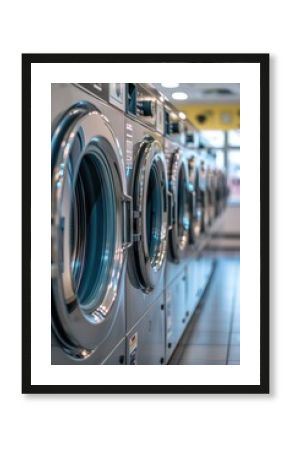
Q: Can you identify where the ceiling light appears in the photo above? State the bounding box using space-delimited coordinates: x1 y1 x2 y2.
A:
178 112 186 120
161 83 180 88
172 92 188 100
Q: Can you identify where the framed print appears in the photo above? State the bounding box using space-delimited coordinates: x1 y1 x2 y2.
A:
22 53 269 394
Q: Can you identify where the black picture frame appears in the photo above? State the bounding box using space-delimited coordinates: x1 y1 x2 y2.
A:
22 53 269 394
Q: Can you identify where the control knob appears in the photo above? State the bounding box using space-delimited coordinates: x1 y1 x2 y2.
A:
137 100 155 117
171 121 180 134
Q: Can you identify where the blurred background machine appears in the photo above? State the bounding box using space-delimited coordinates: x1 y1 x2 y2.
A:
154 83 240 364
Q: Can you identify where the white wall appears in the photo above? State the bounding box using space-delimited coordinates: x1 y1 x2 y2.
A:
0 2 285 450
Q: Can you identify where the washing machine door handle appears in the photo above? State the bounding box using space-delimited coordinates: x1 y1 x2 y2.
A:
122 194 133 250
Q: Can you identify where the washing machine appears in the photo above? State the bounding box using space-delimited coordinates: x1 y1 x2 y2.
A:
181 125 205 317
193 149 216 313
182 123 203 247
124 84 168 364
164 104 190 282
217 170 228 213
163 103 191 362
206 152 217 226
206 153 220 220
51 83 132 365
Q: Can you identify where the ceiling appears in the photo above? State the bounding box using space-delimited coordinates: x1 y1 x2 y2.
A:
152 83 240 105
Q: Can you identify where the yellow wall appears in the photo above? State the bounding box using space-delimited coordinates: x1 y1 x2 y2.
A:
180 103 240 130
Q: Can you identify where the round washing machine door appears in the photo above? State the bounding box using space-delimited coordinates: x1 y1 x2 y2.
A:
130 137 169 293
207 171 216 225
193 167 203 238
198 165 210 231
51 101 132 359
168 149 190 262
187 156 202 244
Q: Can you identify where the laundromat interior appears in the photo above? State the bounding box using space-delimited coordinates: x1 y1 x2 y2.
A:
51 83 240 365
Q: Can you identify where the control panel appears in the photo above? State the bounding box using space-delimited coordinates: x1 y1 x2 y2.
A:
77 83 109 102
156 100 164 134
109 83 126 111
77 83 126 111
186 133 195 144
164 105 181 140
126 83 159 129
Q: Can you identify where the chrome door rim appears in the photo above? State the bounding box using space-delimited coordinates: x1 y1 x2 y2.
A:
51 101 127 358
131 139 168 292
188 156 202 243
168 149 190 262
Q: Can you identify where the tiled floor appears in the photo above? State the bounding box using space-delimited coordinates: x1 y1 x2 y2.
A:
210 205 240 235
170 255 240 365
207 206 240 251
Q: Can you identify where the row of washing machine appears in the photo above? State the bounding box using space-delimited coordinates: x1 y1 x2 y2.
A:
51 83 228 365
